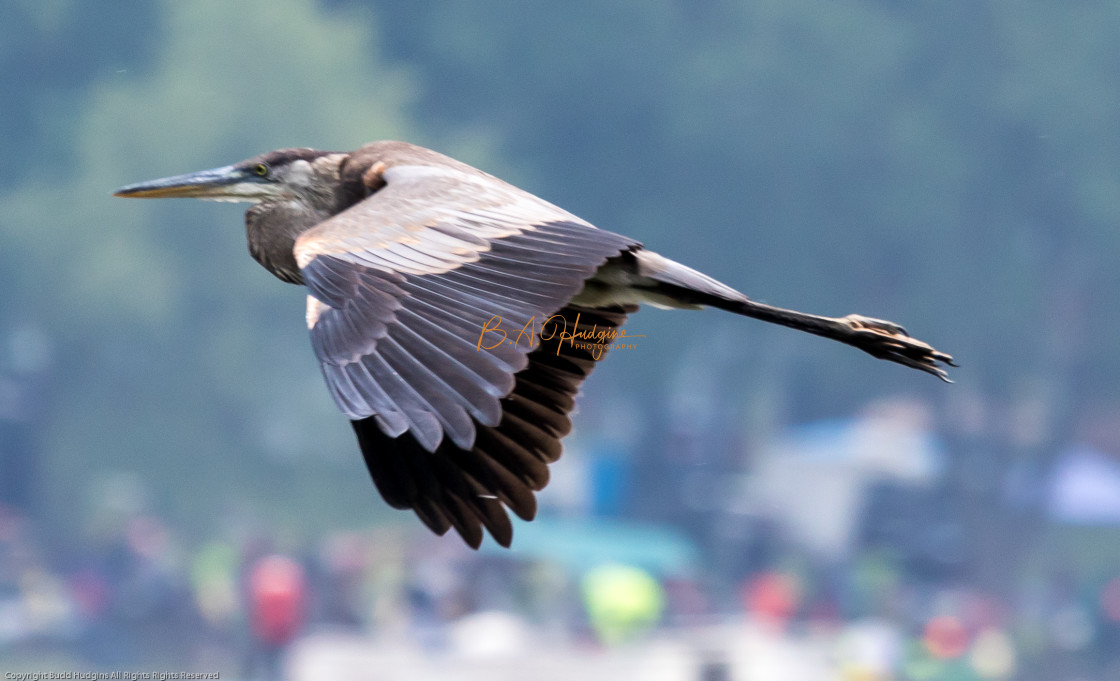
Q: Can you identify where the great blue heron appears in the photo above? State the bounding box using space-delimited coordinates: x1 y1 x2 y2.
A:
115 141 954 548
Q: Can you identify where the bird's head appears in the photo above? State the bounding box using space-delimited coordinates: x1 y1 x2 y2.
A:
114 148 340 204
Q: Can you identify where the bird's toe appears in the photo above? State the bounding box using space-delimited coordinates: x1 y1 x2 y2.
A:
839 315 955 381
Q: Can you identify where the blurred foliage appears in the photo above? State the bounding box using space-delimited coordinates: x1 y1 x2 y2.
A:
366 0 1120 400
0 0 423 540
2 0 1120 540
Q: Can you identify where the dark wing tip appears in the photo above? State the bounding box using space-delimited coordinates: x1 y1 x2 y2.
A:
349 304 636 550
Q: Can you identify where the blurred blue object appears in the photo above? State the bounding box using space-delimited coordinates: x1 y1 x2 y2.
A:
589 445 631 518
483 516 698 577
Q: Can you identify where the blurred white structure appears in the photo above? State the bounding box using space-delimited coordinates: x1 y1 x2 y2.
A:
1047 445 1120 524
739 398 942 559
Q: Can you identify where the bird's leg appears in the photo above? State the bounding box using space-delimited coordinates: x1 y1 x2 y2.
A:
730 299 957 381
597 249 957 381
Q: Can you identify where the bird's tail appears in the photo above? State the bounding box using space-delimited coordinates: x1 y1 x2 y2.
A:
631 250 956 381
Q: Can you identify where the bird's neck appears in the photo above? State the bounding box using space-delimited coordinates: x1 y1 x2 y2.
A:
245 154 368 284
246 200 330 284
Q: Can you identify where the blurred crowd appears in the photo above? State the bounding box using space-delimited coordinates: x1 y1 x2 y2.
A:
2 393 1120 680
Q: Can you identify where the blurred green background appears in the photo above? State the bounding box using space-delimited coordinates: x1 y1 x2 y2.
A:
7 0 1111 540
3 1 1120 678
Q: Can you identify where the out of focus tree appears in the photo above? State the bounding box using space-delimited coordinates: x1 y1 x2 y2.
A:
364 0 1120 401
0 1 159 189
3 0 1120 544
0 0 426 536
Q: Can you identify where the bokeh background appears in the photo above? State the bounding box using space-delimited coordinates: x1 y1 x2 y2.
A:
3 1 1120 679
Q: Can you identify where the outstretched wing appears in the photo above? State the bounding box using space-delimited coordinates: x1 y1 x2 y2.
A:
352 303 636 549
294 162 639 547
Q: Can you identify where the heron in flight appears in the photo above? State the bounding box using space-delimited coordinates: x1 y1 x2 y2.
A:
115 141 954 548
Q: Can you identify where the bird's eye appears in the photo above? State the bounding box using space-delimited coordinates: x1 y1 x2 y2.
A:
253 163 270 177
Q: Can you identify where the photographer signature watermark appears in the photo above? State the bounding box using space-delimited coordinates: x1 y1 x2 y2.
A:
476 313 644 360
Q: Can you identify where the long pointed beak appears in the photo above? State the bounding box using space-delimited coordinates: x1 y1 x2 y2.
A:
113 165 258 200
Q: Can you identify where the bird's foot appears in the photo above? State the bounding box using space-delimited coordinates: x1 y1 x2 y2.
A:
839 314 957 382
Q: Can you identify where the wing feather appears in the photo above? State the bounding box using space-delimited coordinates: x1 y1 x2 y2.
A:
294 152 639 546
350 303 636 547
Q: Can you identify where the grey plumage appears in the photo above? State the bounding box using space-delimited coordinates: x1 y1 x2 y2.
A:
115 140 955 548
